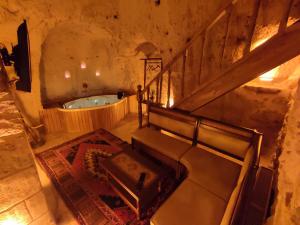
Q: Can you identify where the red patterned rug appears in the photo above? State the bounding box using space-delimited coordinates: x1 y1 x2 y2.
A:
36 129 177 225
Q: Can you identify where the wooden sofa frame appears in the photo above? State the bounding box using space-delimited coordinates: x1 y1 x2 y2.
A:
140 105 261 163
132 105 272 225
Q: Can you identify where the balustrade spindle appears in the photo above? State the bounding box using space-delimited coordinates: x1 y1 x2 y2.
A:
243 0 261 55
156 78 159 104
167 69 171 108
279 0 294 33
159 74 163 104
181 50 187 97
143 62 146 88
199 31 207 85
137 85 143 128
147 87 150 125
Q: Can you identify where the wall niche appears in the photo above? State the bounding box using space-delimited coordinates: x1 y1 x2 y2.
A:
40 22 115 105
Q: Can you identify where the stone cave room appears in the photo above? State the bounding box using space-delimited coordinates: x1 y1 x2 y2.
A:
0 0 300 225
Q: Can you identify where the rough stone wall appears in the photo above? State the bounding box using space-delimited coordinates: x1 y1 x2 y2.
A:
0 82 55 224
195 55 300 166
0 0 230 122
268 79 300 225
1 1 300 224
195 86 290 166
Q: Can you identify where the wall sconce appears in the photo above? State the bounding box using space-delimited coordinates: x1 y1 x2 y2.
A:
259 67 279 82
1 216 24 225
95 70 101 77
169 97 174 107
64 70 71 79
80 61 87 69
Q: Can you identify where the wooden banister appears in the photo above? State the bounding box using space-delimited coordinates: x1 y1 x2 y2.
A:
243 0 261 55
140 0 236 95
181 51 187 97
138 0 300 122
167 69 171 107
174 21 300 112
279 0 294 33
198 33 206 85
137 85 143 128
220 5 233 70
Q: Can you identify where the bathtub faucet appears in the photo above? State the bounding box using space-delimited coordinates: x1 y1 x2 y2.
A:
82 82 88 92
82 82 88 89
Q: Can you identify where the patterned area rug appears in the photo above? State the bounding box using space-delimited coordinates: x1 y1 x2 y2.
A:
37 129 177 225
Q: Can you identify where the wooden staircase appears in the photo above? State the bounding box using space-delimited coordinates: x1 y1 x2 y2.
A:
137 0 300 120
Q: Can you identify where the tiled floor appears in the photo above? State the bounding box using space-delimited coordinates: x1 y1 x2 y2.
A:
33 113 140 225
108 113 140 144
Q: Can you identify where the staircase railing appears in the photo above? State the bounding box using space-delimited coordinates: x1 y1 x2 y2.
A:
137 0 237 127
137 0 297 127
137 1 235 106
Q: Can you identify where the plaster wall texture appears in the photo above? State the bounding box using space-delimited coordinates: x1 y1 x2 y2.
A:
0 0 230 123
1 1 300 224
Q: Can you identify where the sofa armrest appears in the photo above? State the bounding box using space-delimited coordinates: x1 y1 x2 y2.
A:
242 167 274 225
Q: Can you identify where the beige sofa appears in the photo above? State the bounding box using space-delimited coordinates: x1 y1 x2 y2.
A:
132 106 262 225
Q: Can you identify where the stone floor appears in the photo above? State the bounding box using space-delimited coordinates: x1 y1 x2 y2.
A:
0 90 55 225
33 113 140 225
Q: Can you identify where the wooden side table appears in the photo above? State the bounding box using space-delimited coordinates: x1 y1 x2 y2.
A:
101 149 168 219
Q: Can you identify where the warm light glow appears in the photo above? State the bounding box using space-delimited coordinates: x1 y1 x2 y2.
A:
169 89 174 107
259 67 279 81
1 217 23 225
169 98 174 107
95 70 101 76
163 89 175 108
64 70 71 79
251 38 268 51
252 38 279 82
80 61 87 69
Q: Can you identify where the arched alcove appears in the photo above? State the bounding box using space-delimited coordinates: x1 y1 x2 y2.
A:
40 22 116 104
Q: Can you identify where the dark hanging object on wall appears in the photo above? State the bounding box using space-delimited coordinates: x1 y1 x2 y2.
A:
14 20 32 92
154 0 160 6
0 20 32 92
0 47 12 66
117 91 124 99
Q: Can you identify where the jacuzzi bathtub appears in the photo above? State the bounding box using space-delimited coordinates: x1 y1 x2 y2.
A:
63 95 121 109
40 95 129 133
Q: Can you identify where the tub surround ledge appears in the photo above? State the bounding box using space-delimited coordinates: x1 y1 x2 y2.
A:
40 96 129 133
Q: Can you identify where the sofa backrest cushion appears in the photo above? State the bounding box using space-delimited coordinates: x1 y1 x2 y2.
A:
197 120 254 159
149 108 196 140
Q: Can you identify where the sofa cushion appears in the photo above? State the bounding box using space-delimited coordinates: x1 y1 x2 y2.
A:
181 146 241 201
198 124 252 159
132 127 191 161
149 112 195 139
151 179 227 225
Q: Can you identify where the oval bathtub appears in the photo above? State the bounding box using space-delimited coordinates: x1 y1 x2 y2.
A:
40 95 129 133
63 95 121 109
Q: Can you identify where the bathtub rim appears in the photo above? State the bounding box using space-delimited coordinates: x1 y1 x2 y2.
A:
57 96 127 112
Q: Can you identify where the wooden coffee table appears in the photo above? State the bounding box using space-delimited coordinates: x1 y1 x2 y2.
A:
101 149 169 219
